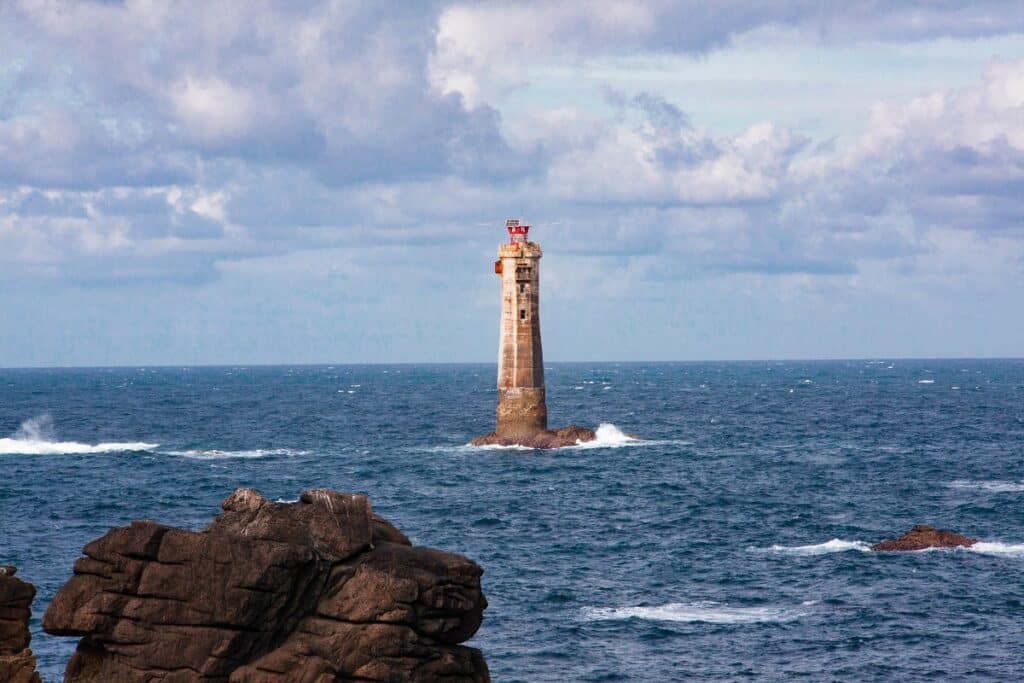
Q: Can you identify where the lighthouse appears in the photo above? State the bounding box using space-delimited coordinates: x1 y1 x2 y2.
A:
493 219 547 438
472 219 600 448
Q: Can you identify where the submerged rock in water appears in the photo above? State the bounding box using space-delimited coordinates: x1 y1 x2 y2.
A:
871 524 978 552
0 566 42 683
42 488 489 682
471 425 596 449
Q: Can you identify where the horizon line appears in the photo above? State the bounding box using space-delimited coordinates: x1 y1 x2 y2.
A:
2 356 1022 371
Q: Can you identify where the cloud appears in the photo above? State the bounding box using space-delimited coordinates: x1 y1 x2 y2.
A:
0 0 1021 297
430 1 1024 106
1 0 516 186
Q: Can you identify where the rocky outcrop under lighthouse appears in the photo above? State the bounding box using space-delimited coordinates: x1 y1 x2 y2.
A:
471 424 596 449
42 488 489 682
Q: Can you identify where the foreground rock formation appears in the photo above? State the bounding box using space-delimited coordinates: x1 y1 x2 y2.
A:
471 425 596 449
871 524 978 552
0 566 41 683
43 488 489 682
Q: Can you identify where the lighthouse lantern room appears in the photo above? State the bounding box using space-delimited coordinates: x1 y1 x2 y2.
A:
506 218 530 244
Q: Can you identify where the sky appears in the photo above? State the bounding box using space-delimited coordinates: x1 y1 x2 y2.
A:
1 1 1023 366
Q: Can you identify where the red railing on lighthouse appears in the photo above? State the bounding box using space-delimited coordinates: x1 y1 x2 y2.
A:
506 218 530 244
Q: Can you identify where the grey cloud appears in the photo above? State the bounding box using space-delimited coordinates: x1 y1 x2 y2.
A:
0 0 1021 293
1 1 517 189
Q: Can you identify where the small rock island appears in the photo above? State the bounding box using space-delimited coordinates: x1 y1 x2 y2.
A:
871 524 978 552
472 219 598 449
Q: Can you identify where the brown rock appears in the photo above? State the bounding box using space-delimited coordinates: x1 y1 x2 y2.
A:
471 425 597 449
0 567 42 683
871 524 979 552
43 488 489 682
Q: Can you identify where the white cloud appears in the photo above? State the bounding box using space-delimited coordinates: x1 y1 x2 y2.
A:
0 0 1021 324
170 77 258 142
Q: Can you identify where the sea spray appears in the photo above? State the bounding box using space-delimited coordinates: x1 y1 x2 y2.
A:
0 415 158 455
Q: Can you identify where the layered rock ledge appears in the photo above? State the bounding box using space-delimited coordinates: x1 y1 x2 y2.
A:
471 425 596 449
42 488 489 682
871 524 978 552
0 566 41 683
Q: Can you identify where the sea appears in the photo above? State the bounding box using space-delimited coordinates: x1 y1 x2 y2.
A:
1 360 1023 681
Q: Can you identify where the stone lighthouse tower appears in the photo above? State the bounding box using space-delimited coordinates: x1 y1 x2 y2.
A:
494 219 547 438
472 219 598 448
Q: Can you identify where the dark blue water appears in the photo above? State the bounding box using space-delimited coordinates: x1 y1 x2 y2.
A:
2 361 1024 681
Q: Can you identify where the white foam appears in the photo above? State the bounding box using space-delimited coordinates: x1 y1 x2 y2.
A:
0 437 158 455
918 379 935 384
903 542 1024 558
570 423 638 449
0 415 157 455
968 542 1024 557
468 443 533 451
582 601 812 624
948 480 1024 493
162 448 309 459
761 539 872 556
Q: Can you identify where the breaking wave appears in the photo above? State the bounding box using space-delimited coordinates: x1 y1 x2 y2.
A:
582 601 815 624
968 542 1024 557
0 415 157 455
759 539 872 555
161 448 309 459
570 423 640 449
948 480 1024 493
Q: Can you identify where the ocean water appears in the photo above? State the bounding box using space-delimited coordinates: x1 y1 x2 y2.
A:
2 360 1024 681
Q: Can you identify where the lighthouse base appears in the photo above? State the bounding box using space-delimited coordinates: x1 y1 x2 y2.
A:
470 424 596 449
495 387 548 438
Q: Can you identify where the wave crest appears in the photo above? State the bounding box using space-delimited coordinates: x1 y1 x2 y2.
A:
0 415 157 455
570 423 639 449
582 601 813 624
968 542 1024 557
162 448 308 459
760 539 872 556
948 480 1024 493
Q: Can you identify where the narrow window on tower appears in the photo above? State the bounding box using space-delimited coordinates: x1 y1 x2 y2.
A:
519 283 525 294
520 309 526 320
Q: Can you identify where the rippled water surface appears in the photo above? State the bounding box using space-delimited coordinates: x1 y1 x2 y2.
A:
2 361 1024 681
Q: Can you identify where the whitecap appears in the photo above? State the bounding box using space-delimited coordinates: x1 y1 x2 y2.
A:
570 423 642 449
162 448 309 459
582 601 812 624
947 480 1024 493
918 379 935 384
760 539 872 556
0 437 158 455
968 542 1024 557
0 415 157 455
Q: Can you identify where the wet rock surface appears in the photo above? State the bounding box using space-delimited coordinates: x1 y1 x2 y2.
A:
42 488 489 682
471 425 596 449
871 524 979 552
0 566 42 683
